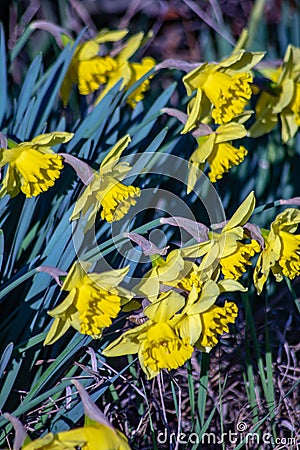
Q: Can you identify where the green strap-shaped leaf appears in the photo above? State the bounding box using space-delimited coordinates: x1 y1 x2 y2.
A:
0 24 7 127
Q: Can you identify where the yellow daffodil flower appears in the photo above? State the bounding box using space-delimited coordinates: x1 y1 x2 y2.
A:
61 29 155 108
187 122 248 190
182 192 261 280
21 426 131 450
250 45 300 142
44 261 130 345
0 132 73 198
254 208 300 294
71 135 140 228
174 280 240 352
61 29 128 105
133 249 190 300
95 33 156 107
125 57 156 108
103 291 193 379
183 50 264 126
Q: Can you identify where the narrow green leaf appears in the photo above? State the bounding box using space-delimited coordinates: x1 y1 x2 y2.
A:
129 83 177 145
0 24 7 127
0 230 4 272
0 342 13 378
13 55 42 136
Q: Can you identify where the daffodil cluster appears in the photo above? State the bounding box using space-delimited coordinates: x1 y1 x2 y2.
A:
41 189 300 380
1 26 300 389
172 49 264 188
103 194 261 379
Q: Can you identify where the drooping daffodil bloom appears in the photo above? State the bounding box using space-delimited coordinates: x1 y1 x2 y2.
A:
44 261 130 345
61 29 155 108
250 45 300 143
61 29 128 105
95 32 156 107
133 249 191 300
0 132 73 198
125 57 156 108
183 50 265 126
182 192 261 280
254 208 300 294
70 135 140 229
186 122 248 190
103 290 193 379
174 279 242 352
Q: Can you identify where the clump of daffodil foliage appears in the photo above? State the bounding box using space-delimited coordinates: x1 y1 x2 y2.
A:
0 10 299 450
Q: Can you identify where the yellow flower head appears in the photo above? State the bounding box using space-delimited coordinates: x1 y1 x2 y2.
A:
254 208 300 294
141 321 193 375
71 135 141 229
187 122 248 191
134 248 188 300
126 57 156 108
0 132 73 198
61 29 128 105
103 291 193 379
95 33 156 108
21 426 129 450
174 279 242 350
182 192 260 281
98 176 140 222
250 45 300 142
197 301 238 349
220 239 261 279
44 261 130 345
183 50 264 126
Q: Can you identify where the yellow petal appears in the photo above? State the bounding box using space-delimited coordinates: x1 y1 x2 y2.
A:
188 280 220 314
77 40 99 61
144 291 185 322
223 191 256 231
61 261 92 291
176 314 202 344
220 49 265 72
87 266 129 289
181 89 203 134
215 122 247 143
44 317 72 346
117 32 144 62
103 324 148 357
218 279 247 292
100 135 131 171
31 132 74 146
95 29 128 44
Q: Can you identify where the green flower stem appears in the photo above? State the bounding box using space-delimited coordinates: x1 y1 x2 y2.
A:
10 26 34 62
284 277 300 314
